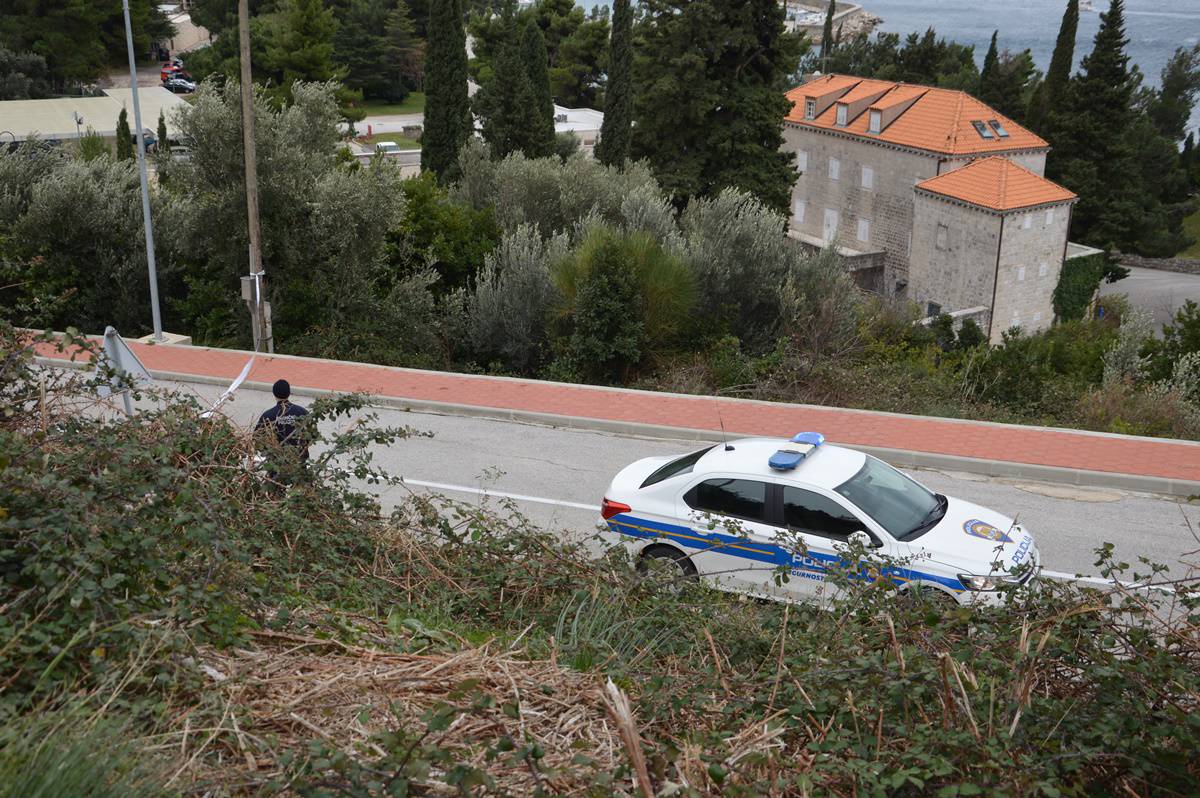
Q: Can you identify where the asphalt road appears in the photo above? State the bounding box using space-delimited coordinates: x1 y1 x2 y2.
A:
1100 266 1200 332
155 380 1200 585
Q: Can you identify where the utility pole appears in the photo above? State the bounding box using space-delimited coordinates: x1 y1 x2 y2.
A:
121 0 164 342
237 0 273 353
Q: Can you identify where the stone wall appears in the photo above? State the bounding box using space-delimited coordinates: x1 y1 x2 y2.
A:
992 203 1073 341
782 124 942 293
1116 253 1200 275
909 193 1002 323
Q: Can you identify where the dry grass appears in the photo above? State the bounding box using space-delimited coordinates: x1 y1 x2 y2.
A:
170 631 625 795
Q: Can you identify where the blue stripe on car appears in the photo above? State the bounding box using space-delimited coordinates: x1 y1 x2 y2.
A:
607 514 965 593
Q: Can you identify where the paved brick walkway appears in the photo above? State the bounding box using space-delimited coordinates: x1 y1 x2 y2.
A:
37 339 1200 488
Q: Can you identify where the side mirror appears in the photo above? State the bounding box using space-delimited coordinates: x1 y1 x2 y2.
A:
848 530 873 549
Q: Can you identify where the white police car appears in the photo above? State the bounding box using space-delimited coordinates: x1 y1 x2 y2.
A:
599 432 1039 606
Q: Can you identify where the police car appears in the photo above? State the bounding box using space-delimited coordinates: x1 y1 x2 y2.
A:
599 432 1039 607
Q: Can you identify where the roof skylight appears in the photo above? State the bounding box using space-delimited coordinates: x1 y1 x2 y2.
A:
971 120 995 139
988 119 1010 138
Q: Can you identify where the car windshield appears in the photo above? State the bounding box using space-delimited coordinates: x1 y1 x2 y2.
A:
834 456 944 540
640 445 714 489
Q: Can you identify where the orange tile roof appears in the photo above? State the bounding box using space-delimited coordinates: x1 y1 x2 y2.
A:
869 84 926 110
915 157 1077 211
785 74 1048 155
834 78 896 105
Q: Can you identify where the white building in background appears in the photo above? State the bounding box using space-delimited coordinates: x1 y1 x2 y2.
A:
553 104 604 156
0 87 187 143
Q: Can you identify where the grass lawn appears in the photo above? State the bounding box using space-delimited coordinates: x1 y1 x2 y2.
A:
357 132 421 150
1181 206 1200 258
355 92 425 117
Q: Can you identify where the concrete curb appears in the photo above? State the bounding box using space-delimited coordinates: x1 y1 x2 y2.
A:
48 358 1199 499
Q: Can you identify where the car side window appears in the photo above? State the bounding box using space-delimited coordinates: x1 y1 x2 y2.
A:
685 479 769 524
782 486 863 542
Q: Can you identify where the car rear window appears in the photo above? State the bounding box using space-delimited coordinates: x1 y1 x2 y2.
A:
685 478 769 524
640 446 713 489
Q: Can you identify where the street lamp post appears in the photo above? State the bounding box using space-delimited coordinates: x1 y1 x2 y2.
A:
121 0 165 342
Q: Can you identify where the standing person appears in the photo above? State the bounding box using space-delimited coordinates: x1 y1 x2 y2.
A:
255 380 310 481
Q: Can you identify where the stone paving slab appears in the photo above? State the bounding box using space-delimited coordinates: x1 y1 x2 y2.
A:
35 338 1200 497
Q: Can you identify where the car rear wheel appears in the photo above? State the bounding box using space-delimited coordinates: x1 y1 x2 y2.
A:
637 544 697 592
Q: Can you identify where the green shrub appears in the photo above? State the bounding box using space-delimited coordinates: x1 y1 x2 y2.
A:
678 187 801 350
1053 251 1111 321
1147 299 1200 380
0 329 414 700
551 226 694 382
390 171 500 292
552 229 646 382
466 224 567 372
0 711 168 798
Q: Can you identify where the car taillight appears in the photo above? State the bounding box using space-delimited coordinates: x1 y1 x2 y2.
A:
601 498 631 520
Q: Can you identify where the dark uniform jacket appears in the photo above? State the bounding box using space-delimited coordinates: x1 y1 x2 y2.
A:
255 400 310 459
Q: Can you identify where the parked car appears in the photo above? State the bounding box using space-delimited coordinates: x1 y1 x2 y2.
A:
168 144 192 162
599 432 1040 607
164 77 196 94
160 64 192 83
374 140 403 155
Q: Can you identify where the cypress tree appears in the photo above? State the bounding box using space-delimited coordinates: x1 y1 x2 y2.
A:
979 30 999 94
421 0 471 179
522 20 556 159
632 0 803 213
474 6 538 159
1027 0 1078 133
116 107 133 160
595 0 632 167
1052 0 1153 250
156 109 168 153
820 0 835 65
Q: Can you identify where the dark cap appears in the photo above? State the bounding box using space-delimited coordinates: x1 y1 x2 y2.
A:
272 379 291 399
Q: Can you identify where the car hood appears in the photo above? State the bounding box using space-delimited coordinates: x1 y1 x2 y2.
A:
914 496 1036 575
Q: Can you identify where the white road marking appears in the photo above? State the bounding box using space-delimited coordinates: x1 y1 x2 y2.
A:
401 478 601 512
398 478 1179 593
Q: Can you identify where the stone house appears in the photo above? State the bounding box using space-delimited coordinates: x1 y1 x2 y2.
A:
781 73 1079 341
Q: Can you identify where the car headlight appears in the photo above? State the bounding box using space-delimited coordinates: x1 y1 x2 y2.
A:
958 573 1002 591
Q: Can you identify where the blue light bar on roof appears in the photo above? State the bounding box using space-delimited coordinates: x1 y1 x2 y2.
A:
791 431 825 446
768 449 806 470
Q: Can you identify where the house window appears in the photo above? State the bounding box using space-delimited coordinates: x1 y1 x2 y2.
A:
836 104 848 126
1022 214 1032 229
796 150 808 173
793 198 807 223
1018 266 1026 282
1045 208 1055 225
861 165 874 190
805 98 816 119
936 223 949 250
1038 262 1049 277
828 157 840 181
857 218 871 242
868 109 882 133
823 208 840 241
